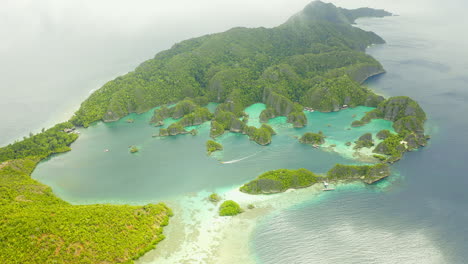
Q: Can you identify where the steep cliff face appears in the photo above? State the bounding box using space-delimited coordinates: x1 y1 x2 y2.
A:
359 96 427 138
171 100 199 119
150 100 199 125
346 63 385 84
261 88 307 127
376 129 392 140
300 75 380 112
377 96 426 122
377 97 427 156
259 108 276 123
262 88 295 116
393 116 425 135
404 133 428 149
150 106 172 126
178 107 213 127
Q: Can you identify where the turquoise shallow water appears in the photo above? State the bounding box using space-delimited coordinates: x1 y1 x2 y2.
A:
32 104 392 204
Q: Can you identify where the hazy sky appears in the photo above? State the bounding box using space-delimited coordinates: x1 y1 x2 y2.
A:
0 0 466 145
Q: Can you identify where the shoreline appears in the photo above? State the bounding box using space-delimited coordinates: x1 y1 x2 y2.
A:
137 182 359 263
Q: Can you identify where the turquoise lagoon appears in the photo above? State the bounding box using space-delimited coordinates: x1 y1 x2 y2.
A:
32 103 394 204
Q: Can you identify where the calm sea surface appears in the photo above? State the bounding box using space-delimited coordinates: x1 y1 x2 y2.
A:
252 7 468 264
32 104 393 204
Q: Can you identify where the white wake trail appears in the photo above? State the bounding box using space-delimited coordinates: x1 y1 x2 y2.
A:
220 151 260 164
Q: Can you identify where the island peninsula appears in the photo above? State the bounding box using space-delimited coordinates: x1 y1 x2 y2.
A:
0 1 428 263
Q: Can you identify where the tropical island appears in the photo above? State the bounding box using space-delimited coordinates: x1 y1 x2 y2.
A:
0 1 429 263
240 163 390 194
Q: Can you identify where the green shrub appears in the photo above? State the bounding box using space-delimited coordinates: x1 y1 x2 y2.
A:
219 200 243 216
208 193 221 203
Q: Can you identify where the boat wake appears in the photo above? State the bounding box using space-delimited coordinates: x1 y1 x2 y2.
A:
221 152 260 164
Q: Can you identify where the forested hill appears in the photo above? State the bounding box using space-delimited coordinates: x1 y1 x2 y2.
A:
70 1 391 127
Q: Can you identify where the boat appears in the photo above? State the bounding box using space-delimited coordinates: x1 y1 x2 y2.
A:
104 149 109 152
322 181 335 191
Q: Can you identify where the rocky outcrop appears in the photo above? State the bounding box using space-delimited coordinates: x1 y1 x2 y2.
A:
259 108 276 123
178 107 213 127
206 140 223 155
356 96 428 161
299 132 325 145
393 116 425 135
364 94 386 107
346 64 386 84
210 109 246 138
150 100 199 125
159 123 196 137
210 121 225 138
261 88 307 127
327 163 391 184
167 123 186 136
354 133 374 149
372 134 407 159
287 111 308 128
171 100 198 119
300 75 382 112
360 96 426 126
351 120 366 127
242 124 276 145
150 106 172 126
263 88 295 115
376 129 392 140
404 133 426 149
377 96 426 122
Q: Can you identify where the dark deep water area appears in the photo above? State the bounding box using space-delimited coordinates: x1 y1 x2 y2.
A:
253 7 468 264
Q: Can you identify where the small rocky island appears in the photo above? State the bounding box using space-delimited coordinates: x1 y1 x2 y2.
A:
240 163 391 194
240 169 320 194
354 133 374 149
206 140 223 155
299 132 325 146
